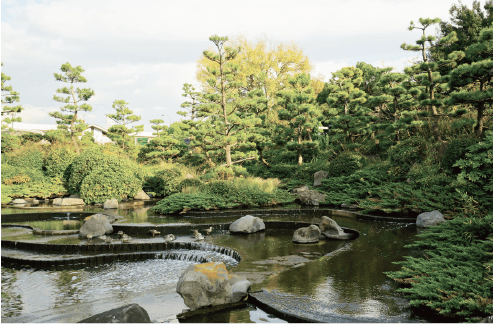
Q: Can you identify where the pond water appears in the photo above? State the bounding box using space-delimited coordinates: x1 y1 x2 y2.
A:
1 206 424 323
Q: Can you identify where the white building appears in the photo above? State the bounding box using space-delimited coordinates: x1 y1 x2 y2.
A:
4 122 114 145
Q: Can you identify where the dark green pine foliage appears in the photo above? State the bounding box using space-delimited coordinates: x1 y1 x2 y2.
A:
447 25 493 136
107 99 144 150
276 73 321 165
368 72 422 140
385 213 493 322
49 62 95 155
1 63 24 131
432 0 493 75
322 66 373 147
401 18 465 140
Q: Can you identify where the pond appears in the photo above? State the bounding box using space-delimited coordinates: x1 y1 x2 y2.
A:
1 206 425 323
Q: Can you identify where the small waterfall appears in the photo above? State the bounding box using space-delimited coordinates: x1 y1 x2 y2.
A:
158 249 238 266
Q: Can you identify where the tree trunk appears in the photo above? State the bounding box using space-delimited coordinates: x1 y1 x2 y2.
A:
225 144 232 167
257 144 271 168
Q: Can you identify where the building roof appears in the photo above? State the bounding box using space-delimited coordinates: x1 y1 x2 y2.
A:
8 122 58 133
130 131 157 138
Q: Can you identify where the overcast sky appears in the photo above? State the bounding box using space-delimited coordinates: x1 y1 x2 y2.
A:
1 0 481 132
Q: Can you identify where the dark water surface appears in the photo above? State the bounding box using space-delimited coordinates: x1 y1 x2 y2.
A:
1 206 423 323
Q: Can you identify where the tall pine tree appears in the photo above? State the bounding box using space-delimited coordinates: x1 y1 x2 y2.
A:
50 62 94 155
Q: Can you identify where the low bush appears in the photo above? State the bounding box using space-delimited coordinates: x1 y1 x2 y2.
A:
327 152 366 178
20 132 43 144
1 164 46 184
1 134 20 153
442 137 479 174
386 213 493 322
44 146 77 180
2 180 68 200
388 137 427 176
4 146 45 171
151 177 295 214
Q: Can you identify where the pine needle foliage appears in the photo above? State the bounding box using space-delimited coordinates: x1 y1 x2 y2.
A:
386 213 493 322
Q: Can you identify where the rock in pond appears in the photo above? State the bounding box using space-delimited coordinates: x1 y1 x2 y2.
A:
229 215 265 234
293 225 321 243
79 214 113 238
313 170 328 187
104 198 119 209
133 190 150 200
77 303 151 323
416 210 446 228
229 274 252 303
176 262 251 311
53 198 85 206
319 216 353 240
10 199 27 204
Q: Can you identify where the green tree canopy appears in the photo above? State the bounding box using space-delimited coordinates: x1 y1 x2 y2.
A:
107 99 143 149
1 63 24 131
49 62 94 155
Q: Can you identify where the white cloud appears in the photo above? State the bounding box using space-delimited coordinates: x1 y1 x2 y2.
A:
133 89 142 95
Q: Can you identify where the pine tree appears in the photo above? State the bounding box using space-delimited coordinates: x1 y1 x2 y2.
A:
150 119 166 138
107 99 143 149
1 63 24 131
276 73 321 165
196 35 260 167
401 18 465 140
447 25 493 136
368 72 421 140
322 66 373 146
49 62 94 155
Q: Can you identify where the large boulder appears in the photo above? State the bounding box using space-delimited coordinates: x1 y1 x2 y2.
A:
416 210 446 228
79 214 113 238
313 171 328 187
320 216 353 240
133 190 150 200
77 304 151 323
104 199 119 209
229 215 265 234
297 190 326 206
53 198 85 206
176 262 232 311
293 225 321 243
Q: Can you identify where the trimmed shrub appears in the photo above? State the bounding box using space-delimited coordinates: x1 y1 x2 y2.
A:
388 137 427 175
1 134 20 153
442 137 480 174
150 193 231 214
43 129 71 144
67 146 108 194
178 178 203 192
44 146 77 180
79 166 142 203
328 152 366 177
20 132 43 144
146 169 183 197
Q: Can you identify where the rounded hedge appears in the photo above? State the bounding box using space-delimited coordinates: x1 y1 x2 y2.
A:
79 167 142 204
67 146 107 194
44 146 77 180
328 153 365 177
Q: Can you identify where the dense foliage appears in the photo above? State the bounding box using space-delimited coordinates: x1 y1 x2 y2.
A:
386 213 493 322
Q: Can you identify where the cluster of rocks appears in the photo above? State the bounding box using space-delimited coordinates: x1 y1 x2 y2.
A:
293 216 352 243
79 213 117 238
